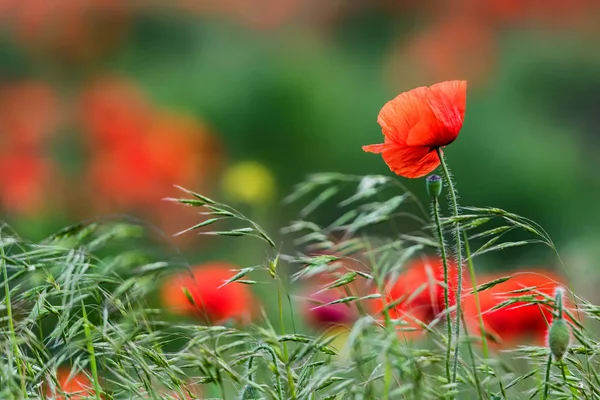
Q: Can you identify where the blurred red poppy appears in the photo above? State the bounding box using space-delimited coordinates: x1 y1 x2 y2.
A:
301 283 358 330
398 18 495 85
47 367 95 400
177 0 302 30
370 257 459 334
86 110 221 211
452 0 598 29
160 262 257 325
0 152 56 216
80 77 152 148
363 81 467 178
0 81 61 149
463 270 569 347
7 0 130 63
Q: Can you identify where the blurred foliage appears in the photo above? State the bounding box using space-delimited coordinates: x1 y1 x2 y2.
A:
0 0 599 275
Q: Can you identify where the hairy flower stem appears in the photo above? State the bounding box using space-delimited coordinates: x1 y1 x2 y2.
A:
431 196 452 384
435 148 463 391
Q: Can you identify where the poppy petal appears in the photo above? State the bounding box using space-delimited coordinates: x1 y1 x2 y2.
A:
377 86 432 145
366 81 467 179
362 143 387 154
406 80 467 147
380 143 440 178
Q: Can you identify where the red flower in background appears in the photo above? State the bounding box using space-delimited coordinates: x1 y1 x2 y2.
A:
81 77 153 148
46 367 95 400
160 262 257 325
397 18 495 86
463 270 569 347
0 152 57 216
363 80 467 178
81 77 222 212
87 112 220 205
5 0 130 63
0 81 63 217
370 257 459 335
177 0 303 30
301 282 358 331
0 81 61 148
452 0 598 29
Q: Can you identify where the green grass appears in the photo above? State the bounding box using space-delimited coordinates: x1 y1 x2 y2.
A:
0 174 597 399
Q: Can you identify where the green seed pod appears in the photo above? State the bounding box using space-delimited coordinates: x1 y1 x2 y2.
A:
548 318 570 361
426 174 443 198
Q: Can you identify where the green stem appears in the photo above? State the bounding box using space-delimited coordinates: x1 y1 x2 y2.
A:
436 148 464 392
463 232 488 358
461 313 484 400
250 344 284 399
366 239 395 400
81 301 102 400
543 354 553 400
1 240 27 395
431 196 452 384
278 287 296 399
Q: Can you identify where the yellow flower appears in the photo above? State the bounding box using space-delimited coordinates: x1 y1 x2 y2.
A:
221 161 276 205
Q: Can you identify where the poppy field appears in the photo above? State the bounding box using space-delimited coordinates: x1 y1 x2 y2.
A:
2 1 600 399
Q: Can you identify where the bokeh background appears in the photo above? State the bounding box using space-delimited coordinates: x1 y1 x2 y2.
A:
1 0 600 301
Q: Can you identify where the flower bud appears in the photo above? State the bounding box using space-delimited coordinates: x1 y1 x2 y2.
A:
426 175 442 198
548 318 570 361
548 287 570 361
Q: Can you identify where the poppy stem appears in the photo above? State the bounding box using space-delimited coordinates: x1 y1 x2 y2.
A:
435 148 464 391
430 195 452 385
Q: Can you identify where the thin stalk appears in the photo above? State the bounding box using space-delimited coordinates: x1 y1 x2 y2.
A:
216 368 227 400
383 361 392 400
435 148 464 388
81 301 102 400
431 196 452 384
278 286 296 399
250 344 284 399
1 241 27 395
543 354 553 400
365 238 397 400
559 361 578 398
463 232 488 358
460 313 484 400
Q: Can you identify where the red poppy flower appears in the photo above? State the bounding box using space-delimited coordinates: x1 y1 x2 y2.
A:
160 262 257 325
463 270 569 347
370 257 459 335
0 81 61 149
398 19 495 85
46 367 95 400
9 0 130 63
0 152 56 216
80 77 152 148
301 284 358 330
86 111 221 211
363 80 467 178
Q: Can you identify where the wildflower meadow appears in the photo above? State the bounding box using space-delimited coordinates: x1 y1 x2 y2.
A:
2 2 600 399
